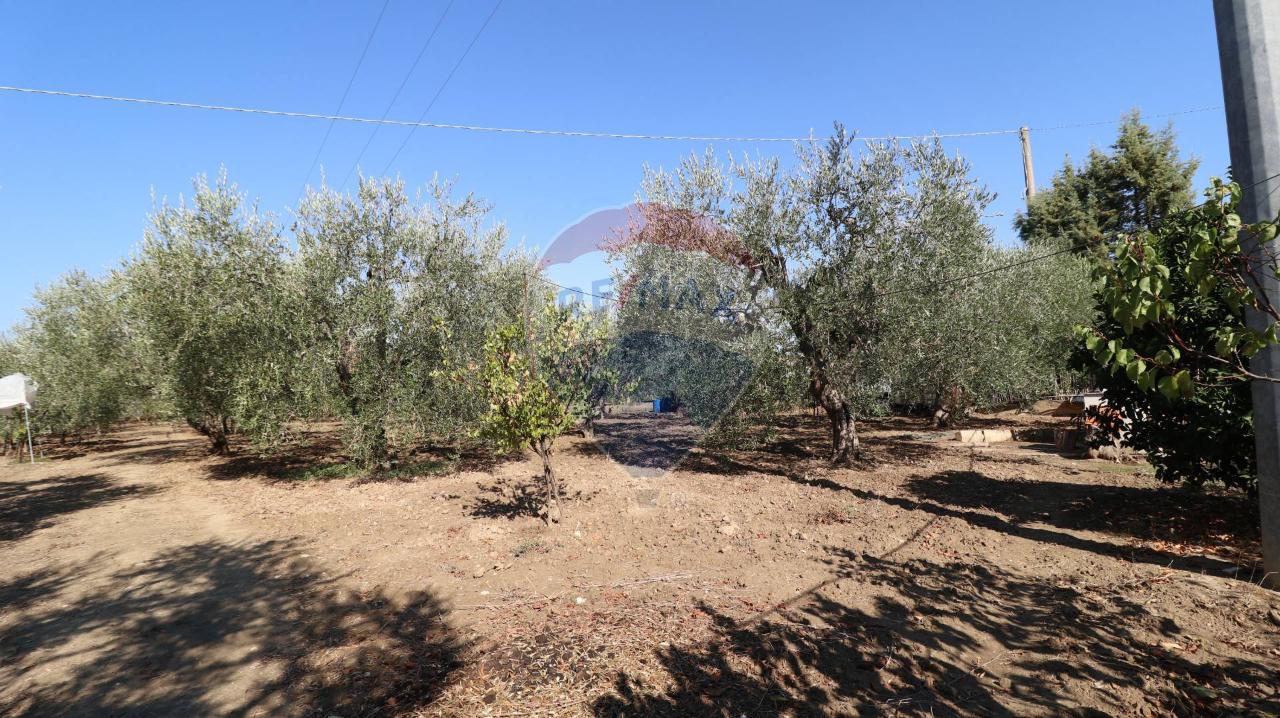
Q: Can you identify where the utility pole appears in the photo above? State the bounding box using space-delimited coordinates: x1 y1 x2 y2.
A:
1214 0 1280 587
1019 126 1036 204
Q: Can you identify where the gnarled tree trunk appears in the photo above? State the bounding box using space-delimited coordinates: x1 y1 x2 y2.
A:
812 377 858 465
533 437 562 524
786 292 860 466
192 415 231 454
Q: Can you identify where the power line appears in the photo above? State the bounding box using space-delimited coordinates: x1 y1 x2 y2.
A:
0 84 1223 144
298 0 391 198
337 0 457 190
1034 105 1226 132
534 274 614 303
379 0 504 176
873 245 1078 297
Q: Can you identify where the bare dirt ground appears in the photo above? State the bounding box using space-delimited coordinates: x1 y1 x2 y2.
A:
1 412 1278 717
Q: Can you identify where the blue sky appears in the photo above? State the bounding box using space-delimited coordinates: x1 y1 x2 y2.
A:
0 1 1229 328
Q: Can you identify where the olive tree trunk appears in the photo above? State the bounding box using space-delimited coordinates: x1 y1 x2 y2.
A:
533 436 562 524
811 377 858 465
192 416 231 454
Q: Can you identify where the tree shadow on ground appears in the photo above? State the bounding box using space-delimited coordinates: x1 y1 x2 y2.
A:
205 438 515 485
0 558 97 613
586 414 703 472
905 470 1261 565
850 433 945 466
56 423 523 486
787 471 1247 578
469 481 545 519
0 538 464 717
32 436 137 461
680 429 943 479
592 550 1279 717
0 474 160 543
97 438 210 466
29 423 201 462
467 476 600 520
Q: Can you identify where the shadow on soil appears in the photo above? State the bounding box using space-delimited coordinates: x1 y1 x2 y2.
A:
205 443 516 485
585 414 703 472
789 470 1251 577
84 431 210 466
68 424 512 485
0 473 160 543
678 414 946 479
467 476 600 520
0 539 464 717
905 470 1261 561
683 430 944 479
593 550 1279 717
32 436 137 461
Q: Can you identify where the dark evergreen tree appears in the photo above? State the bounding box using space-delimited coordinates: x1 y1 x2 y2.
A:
1016 111 1199 252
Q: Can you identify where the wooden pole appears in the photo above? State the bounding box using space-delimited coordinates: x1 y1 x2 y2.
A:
1019 126 1036 204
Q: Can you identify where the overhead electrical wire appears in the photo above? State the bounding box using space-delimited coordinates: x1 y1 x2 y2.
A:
298 0 392 198
1034 105 1226 132
337 0 457 190
379 0 505 176
0 84 1224 144
0 77 1259 328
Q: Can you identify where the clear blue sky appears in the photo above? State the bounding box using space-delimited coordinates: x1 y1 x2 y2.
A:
0 1 1230 328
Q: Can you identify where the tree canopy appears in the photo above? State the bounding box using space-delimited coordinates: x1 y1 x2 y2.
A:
0 124 1179 493
1017 111 1199 253
612 129 1091 461
1079 178 1276 491
292 178 521 467
125 173 297 453
20 270 149 436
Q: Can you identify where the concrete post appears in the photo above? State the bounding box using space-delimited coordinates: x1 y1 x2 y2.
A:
1214 0 1280 586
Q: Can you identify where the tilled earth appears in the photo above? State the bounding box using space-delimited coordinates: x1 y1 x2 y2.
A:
0 413 1277 717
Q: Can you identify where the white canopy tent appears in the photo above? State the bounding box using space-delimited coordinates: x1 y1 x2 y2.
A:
0 373 37 463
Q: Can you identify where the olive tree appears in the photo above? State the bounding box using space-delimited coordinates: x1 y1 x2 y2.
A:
21 270 152 439
293 177 521 469
885 245 1094 422
125 173 296 453
618 131 1001 463
606 237 805 447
